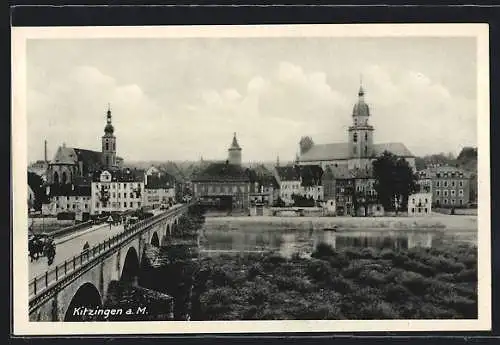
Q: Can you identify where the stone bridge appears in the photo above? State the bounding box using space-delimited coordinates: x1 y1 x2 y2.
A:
29 204 191 321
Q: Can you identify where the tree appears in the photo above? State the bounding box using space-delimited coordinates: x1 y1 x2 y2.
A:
299 136 314 155
372 151 418 214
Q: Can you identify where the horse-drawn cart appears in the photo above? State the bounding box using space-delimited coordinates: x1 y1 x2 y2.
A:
28 233 56 265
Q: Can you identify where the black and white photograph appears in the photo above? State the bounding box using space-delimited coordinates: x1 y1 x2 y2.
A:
12 24 490 334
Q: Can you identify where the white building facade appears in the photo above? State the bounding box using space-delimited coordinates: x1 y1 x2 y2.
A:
91 170 145 215
408 192 432 216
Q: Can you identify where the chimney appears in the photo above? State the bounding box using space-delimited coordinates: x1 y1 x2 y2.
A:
44 140 48 163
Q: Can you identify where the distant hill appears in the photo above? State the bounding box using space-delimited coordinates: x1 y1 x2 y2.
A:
414 147 477 173
124 160 293 182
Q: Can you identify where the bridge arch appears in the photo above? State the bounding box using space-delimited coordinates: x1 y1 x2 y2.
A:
150 231 160 247
120 247 140 285
64 282 102 321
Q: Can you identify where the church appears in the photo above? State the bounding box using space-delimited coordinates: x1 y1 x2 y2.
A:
297 85 415 172
46 106 124 187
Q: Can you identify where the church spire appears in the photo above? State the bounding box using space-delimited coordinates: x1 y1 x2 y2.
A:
104 104 114 135
230 132 241 149
358 74 365 97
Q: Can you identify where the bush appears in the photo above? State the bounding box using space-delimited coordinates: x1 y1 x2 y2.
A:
455 269 477 283
400 259 437 277
312 243 336 259
398 271 430 295
306 260 333 284
380 248 396 260
384 283 412 302
330 276 355 294
247 263 265 280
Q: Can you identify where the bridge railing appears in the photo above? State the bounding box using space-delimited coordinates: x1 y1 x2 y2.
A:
29 204 189 299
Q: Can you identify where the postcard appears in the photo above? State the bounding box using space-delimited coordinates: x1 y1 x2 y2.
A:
12 23 490 335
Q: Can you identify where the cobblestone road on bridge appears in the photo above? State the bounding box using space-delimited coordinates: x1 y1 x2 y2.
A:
28 208 167 280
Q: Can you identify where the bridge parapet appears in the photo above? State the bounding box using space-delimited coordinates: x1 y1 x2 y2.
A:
29 203 192 313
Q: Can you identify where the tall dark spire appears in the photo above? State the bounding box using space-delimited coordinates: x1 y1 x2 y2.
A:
230 132 241 150
358 75 365 97
104 104 114 134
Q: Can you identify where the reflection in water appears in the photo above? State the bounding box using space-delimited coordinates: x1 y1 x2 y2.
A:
198 226 477 258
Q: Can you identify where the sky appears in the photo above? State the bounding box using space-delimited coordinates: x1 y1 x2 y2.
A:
26 36 477 163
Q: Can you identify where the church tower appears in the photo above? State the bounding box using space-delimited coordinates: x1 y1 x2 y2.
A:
227 132 242 166
101 105 117 170
348 84 374 169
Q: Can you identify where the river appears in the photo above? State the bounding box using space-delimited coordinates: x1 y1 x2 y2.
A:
198 219 477 258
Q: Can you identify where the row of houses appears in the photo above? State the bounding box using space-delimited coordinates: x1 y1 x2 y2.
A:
30 166 177 218
28 107 182 218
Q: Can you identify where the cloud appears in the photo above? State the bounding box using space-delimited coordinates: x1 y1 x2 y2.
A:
27 55 477 163
27 65 163 162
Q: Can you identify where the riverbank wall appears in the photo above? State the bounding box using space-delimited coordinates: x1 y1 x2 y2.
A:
203 214 477 232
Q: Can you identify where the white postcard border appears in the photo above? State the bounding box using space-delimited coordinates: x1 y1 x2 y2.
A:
11 23 491 335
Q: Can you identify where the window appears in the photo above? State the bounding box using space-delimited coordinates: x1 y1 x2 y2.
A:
451 190 456 196
112 192 116 198
425 198 428 204
436 181 440 187
365 132 368 140
129 202 133 207
412 198 415 204
459 189 464 196
425 208 428 213
123 202 126 207
451 181 455 187
85 204 88 209
444 199 448 204
436 190 440 196
130 192 133 198
451 199 455 204
67 196 70 201
105 142 109 150
444 190 448 197
411 208 415 213
444 181 448 187
459 199 463 205
96 202 99 208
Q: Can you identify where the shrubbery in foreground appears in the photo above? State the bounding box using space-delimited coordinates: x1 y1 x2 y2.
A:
190 243 477 320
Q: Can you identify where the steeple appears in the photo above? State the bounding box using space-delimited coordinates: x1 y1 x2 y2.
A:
276 154 280 167
348 79 374 160
102 104 117 169
358 74 364 97
104 103 114 135
230 132 241 149
227 132 242 165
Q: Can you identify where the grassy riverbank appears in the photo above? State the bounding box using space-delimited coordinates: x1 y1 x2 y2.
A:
190 243 477 320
